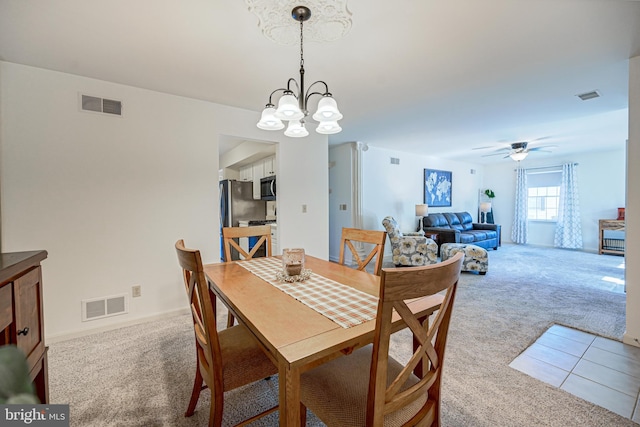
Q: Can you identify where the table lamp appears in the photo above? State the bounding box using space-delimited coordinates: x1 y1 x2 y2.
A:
415 204 429 235
480 202 492 224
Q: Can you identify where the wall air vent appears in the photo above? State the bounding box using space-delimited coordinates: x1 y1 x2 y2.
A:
576 90 600 101
390 157 400 165
82 294 128 321
80 94 123 116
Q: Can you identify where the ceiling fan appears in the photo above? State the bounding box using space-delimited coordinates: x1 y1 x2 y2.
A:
475 140 556 161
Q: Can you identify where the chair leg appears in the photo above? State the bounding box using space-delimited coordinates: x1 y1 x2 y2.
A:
226 313 235 328
185 368 204 417
300 403 307 426
210 383 224 427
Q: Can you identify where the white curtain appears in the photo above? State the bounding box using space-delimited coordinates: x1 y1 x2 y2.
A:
511 167 528 244
554 163 583 249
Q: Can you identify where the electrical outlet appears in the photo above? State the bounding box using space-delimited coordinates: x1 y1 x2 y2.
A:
132 285 142 298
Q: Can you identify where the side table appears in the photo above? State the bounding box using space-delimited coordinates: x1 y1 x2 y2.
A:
424 232 439 245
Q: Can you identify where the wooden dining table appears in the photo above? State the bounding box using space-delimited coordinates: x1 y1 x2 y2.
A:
203 255 443 426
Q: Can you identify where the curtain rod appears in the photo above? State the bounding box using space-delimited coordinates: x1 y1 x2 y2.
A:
514 162 579 172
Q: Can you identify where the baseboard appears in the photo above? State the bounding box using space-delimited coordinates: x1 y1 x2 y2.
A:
623 332 640 348
46 307 190 344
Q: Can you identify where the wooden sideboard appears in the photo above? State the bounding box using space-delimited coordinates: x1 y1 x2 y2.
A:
0 250 49 403
598 219 625 255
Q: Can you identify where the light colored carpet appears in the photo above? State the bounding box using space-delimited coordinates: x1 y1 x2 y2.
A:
48 244 635 426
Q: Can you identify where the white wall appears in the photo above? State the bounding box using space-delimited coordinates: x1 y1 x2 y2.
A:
0 62 329 340
482 148 626 252
359 146 484 262
625 56 640 347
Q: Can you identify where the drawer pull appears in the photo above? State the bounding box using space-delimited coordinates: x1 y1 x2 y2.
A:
17 327 30 336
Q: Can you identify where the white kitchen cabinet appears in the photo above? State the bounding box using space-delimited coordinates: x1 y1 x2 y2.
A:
252 161 264 199
239 165 253 182
263 155 277 177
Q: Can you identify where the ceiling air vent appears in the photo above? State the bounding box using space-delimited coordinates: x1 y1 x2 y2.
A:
576 90 600 101
80 94 123 116
390 157 400 165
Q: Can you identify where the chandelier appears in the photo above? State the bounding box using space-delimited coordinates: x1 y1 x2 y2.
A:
256 6 343 137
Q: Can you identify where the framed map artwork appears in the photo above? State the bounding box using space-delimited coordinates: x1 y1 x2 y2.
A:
424 169 452 207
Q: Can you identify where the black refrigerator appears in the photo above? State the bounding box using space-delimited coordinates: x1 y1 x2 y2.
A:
219 180 266 261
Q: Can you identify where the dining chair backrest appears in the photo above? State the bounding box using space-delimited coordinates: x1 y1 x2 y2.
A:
338 227 387 276
368 251 464 426
222 225 272 261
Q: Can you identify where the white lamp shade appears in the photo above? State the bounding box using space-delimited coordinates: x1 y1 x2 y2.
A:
480 202 492 213
315 120 342 135
275 94 304 121
312 96 343 122
284 120 309 138
256 107 285 130
415 204 428 216
510 151 528 161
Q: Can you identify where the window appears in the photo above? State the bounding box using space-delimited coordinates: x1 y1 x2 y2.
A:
526 170 561 221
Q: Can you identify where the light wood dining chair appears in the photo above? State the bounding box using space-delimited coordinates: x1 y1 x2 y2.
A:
338 227 387 276
222 225 272 262
175 240 278 427
299 252 464 427
222 225 272 327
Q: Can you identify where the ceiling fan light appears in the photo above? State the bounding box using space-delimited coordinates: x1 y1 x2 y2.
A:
256 106 285 130
315 120 342 135
312 96 343 122
275 93 304 120
510 152 529 161
284 120 309 138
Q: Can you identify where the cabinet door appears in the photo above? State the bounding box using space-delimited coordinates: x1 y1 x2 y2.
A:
239 165 253 181
253 161 264 199
264 156 276 176
14 267 44 364
0 284 12 342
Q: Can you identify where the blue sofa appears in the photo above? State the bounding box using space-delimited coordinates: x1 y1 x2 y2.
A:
420 212 500 251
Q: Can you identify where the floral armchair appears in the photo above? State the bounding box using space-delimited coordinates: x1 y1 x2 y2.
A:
382 216 438 266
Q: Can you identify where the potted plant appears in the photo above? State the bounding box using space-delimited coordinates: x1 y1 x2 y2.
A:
0 345 39 404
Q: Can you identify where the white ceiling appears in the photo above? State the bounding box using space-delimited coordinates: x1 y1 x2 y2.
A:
1 0 639 164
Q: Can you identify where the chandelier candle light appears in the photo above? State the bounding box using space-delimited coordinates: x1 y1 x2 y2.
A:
256 6 343 137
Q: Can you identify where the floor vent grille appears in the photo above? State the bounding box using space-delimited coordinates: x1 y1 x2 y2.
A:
82 294 128 321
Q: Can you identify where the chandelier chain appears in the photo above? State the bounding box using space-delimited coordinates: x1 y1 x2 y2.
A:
299 19 304 68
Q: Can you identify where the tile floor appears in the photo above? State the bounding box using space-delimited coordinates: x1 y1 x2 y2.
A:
509 324 640 423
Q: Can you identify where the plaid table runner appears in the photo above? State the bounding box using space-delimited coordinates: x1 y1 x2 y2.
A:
237 257 378 328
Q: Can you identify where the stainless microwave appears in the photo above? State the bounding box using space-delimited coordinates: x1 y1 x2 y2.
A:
260 175 276 200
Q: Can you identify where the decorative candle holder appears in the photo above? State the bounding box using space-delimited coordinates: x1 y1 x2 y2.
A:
282 248 305 277
617 207 625 220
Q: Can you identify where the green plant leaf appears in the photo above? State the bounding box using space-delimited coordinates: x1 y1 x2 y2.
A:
0 346 35 401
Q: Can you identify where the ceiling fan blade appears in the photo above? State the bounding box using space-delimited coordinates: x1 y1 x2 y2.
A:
528 145 557 151
472 145 497 150
482 151 511 157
